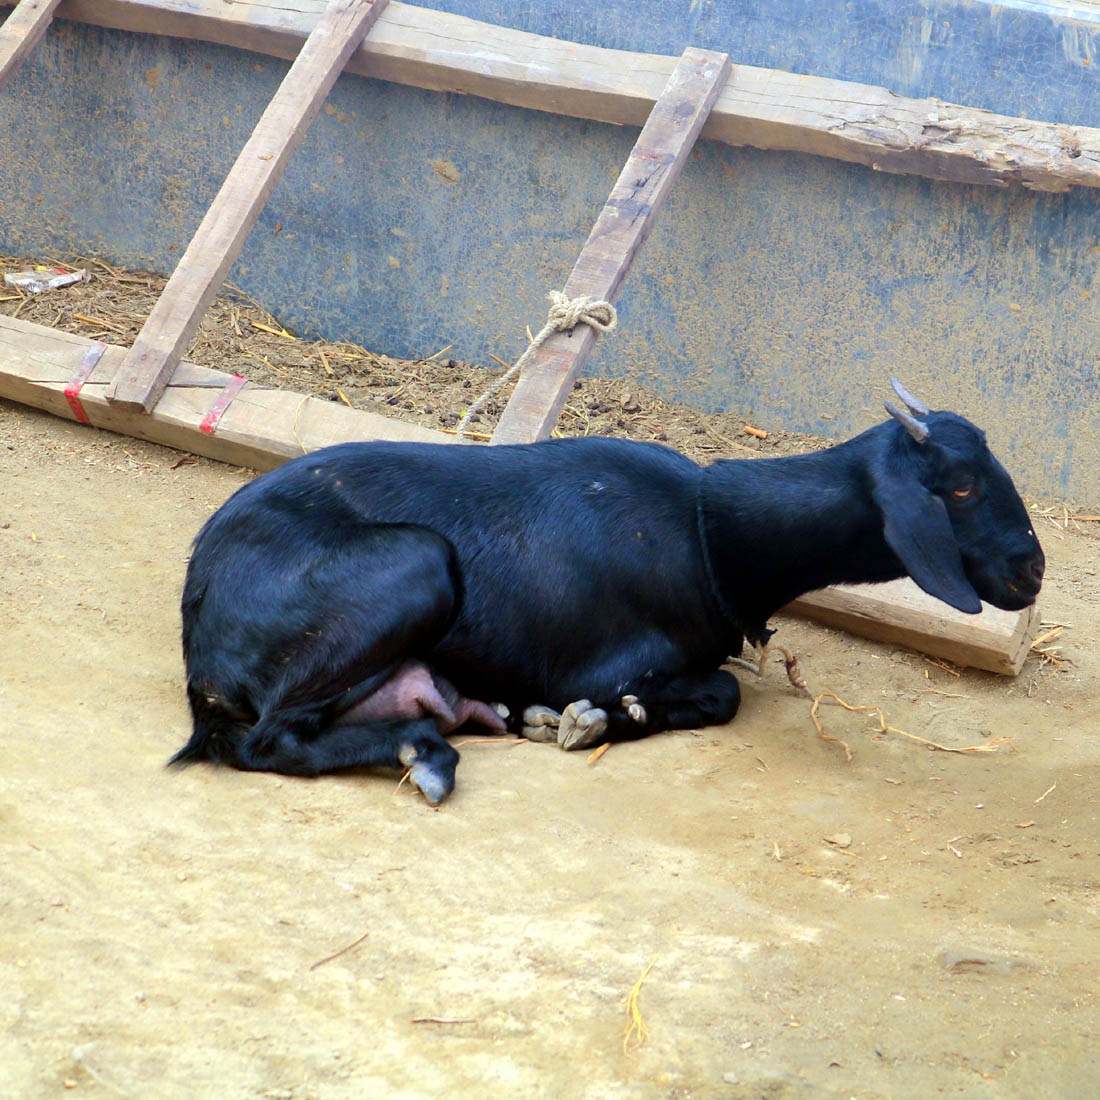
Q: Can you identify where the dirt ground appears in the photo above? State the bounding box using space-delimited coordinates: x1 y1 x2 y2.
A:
3 263 1100 1099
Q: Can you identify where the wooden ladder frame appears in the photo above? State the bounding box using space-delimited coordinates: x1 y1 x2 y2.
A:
491 48 729 444
0 0 61 89
105 0 390 411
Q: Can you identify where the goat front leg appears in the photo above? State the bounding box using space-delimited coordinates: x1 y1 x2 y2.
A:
543 669 743 751
521 704 564 743
520 701 610 749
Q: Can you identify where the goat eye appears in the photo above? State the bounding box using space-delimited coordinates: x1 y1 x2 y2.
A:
952 486 974 500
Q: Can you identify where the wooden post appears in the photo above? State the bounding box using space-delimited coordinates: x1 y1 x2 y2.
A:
491 47 730 445
104 0 389 414
7 0 1099 193
0 313 449 470
0 0 61 90
785 579 1040 676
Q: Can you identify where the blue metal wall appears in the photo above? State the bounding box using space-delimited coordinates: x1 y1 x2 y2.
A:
1 3 1099 501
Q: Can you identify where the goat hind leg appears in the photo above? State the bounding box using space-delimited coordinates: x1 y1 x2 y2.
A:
235 714 460 804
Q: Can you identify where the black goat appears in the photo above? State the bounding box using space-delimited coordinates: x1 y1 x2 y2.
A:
172 380 1044 802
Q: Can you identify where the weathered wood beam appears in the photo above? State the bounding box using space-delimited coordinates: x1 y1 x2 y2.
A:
5 0 1100 192
105 0 389 413
0 0 62 89
492 48 730 445
0 313 450 469
785 580 1039 676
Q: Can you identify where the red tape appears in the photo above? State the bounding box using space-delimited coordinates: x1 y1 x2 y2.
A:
200 374 247 435
64 342 106 424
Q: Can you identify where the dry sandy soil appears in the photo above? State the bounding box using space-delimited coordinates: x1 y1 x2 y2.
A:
2 269 1099 1099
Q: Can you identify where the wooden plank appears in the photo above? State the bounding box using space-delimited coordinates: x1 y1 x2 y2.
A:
491 48 730 446
365 5 1100 194
0 313 451 470
104 0 389 413
784 579 1040 676
6 0 1100 193
0 0 61 89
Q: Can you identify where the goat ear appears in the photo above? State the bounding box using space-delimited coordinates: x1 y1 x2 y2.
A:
875 479 983 614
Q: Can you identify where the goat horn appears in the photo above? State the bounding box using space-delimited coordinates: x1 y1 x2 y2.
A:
885 401 930 444
889 377 930 416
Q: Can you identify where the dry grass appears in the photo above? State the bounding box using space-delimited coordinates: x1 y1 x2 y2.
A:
0 252 825 464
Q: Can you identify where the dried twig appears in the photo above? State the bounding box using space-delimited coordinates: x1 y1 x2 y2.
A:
1034 782 1057 804
439 427 493 441
809 694 856 761
776 646 811 697
729 642 811 699
810 692 1013 758
587 742 611 766
451 736 528 749
291 394 312 454
309 930 369 971
1031 625 1064 649
622 957 658 1053
73 312 126 333
700 421 758 455
922 657 961 677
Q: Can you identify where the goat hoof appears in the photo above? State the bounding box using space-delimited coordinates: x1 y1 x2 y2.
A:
493 702 510 721
621 694 639 706
558 700 608 751
627 702 647 724
522 704 561 743
409 761 454 805
522 704 560 726
522 724 559 743
400 734 459 805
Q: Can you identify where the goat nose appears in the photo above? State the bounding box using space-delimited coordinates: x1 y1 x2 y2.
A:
1025 555 1045 586
1015 550 1044 589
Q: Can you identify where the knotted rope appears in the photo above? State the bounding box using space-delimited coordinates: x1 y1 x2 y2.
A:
456 291 618 439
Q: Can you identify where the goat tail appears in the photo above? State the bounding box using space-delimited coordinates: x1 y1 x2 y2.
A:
168 689 250 768
167 734 211 768
167 720 251 768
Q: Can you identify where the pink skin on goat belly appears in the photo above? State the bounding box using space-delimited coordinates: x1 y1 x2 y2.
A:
333 660 506 734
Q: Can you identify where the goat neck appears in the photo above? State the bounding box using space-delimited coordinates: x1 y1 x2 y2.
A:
697 425 902 637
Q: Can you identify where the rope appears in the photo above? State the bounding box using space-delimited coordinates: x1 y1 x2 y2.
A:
456 291 618 439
